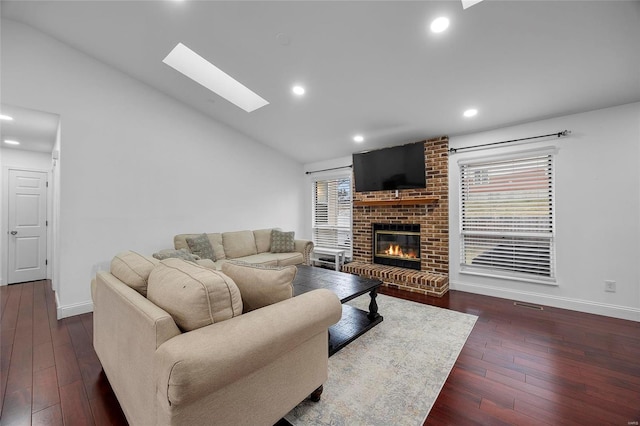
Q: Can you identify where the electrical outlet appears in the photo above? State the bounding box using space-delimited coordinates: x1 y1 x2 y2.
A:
604 280 616 292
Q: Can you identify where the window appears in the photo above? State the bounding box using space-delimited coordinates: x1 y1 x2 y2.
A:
313 176 352 257
459 150 555 282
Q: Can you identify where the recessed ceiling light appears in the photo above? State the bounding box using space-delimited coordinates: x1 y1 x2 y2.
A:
430 17 450 33
163 42 269 113
4 139 20 145
0 114 13 121
292 85 305 96
463 108 478 118
353 135 364 143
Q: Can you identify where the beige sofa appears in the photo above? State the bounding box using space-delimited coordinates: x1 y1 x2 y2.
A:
92 252 341 426
174 228 314 269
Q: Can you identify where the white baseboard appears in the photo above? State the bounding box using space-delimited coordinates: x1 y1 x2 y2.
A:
57 299 94 319
451 280 640 322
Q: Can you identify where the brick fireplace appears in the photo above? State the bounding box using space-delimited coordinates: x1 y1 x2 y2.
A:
342 136 449 296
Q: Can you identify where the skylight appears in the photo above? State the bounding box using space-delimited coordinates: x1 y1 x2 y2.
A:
461 0 484 10
163 43 269 113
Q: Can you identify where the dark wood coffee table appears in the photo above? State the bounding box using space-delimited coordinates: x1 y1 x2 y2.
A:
293 265 383 356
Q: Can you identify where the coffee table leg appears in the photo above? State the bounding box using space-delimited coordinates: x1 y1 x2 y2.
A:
368 289 380 320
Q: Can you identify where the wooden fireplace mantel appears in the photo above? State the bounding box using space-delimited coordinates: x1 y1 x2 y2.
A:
353 196 439 207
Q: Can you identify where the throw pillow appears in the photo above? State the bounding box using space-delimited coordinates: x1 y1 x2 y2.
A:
221 261 296 313
186 233 216 261
110 251 159 297
270 229 295 253
147 258 243 332
152 248 200 262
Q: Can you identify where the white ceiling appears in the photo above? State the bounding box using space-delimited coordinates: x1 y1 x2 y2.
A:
2 1 639 163
0 103 60 153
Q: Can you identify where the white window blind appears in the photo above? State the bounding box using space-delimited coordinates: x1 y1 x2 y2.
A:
460 152 555 280
313 177 352 257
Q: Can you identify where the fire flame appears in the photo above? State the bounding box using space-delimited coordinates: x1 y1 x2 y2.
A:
384 244 417 259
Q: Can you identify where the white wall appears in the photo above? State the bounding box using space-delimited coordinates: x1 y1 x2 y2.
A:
304 104 640 322
51 122 62 294
0 148 52 170
449 102 640 321
1 19 306 317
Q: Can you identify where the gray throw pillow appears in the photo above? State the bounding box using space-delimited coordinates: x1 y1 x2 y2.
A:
270 229 295 253
186 233 216 261
152 248 199 262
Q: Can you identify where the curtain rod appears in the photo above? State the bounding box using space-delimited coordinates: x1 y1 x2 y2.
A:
449 130 571 154
305 165 353 175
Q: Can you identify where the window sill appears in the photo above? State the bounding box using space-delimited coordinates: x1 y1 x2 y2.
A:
459 268 558 286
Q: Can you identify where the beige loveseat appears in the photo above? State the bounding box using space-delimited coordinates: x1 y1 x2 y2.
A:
174 228 314 269
92 252 341 426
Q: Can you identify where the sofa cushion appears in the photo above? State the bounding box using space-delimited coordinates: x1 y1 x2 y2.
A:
207 233 226 261
152 248 200 262
271 252 304 267
147 258 243 332
222 230 257 259
110 251 159 297
228 253 278 267
253 228 275 253
186 233 216 261
230 252 304 267
174 233 226 261
270 230 295 253
221 262 296 313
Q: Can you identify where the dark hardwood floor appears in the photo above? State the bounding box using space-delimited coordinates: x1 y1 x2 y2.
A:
380 286 640 425
1 280 639 425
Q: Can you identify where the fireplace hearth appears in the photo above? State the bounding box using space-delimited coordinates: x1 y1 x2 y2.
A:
373 223 421 270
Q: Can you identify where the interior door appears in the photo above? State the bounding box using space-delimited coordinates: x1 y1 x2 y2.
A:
7 169 48 284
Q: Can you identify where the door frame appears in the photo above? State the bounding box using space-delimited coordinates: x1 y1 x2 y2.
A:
1 165 53 286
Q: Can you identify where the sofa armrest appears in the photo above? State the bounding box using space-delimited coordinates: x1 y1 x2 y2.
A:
294 239 314 265
93 272 182 426
154 288 341 407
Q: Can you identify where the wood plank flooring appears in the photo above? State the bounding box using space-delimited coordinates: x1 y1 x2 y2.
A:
1 280 639 425
379 286 640 425
1 280 126 426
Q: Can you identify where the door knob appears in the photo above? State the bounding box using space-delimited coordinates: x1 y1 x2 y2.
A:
10 231 17 235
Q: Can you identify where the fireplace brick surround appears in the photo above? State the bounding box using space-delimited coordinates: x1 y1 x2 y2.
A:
342 136 449 296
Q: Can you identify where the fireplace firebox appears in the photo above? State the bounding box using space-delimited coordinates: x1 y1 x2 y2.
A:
373 223 421 270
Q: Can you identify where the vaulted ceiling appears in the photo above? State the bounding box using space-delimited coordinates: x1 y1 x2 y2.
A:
2 1 639 163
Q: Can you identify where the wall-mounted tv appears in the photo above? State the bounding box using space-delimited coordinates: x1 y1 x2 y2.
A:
353 141 426 192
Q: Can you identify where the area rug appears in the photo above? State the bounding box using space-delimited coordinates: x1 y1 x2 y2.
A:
285 294 478 426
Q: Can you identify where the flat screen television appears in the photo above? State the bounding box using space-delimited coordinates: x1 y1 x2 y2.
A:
353 141 426 192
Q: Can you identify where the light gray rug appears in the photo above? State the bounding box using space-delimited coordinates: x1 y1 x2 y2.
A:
285 293 478 426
